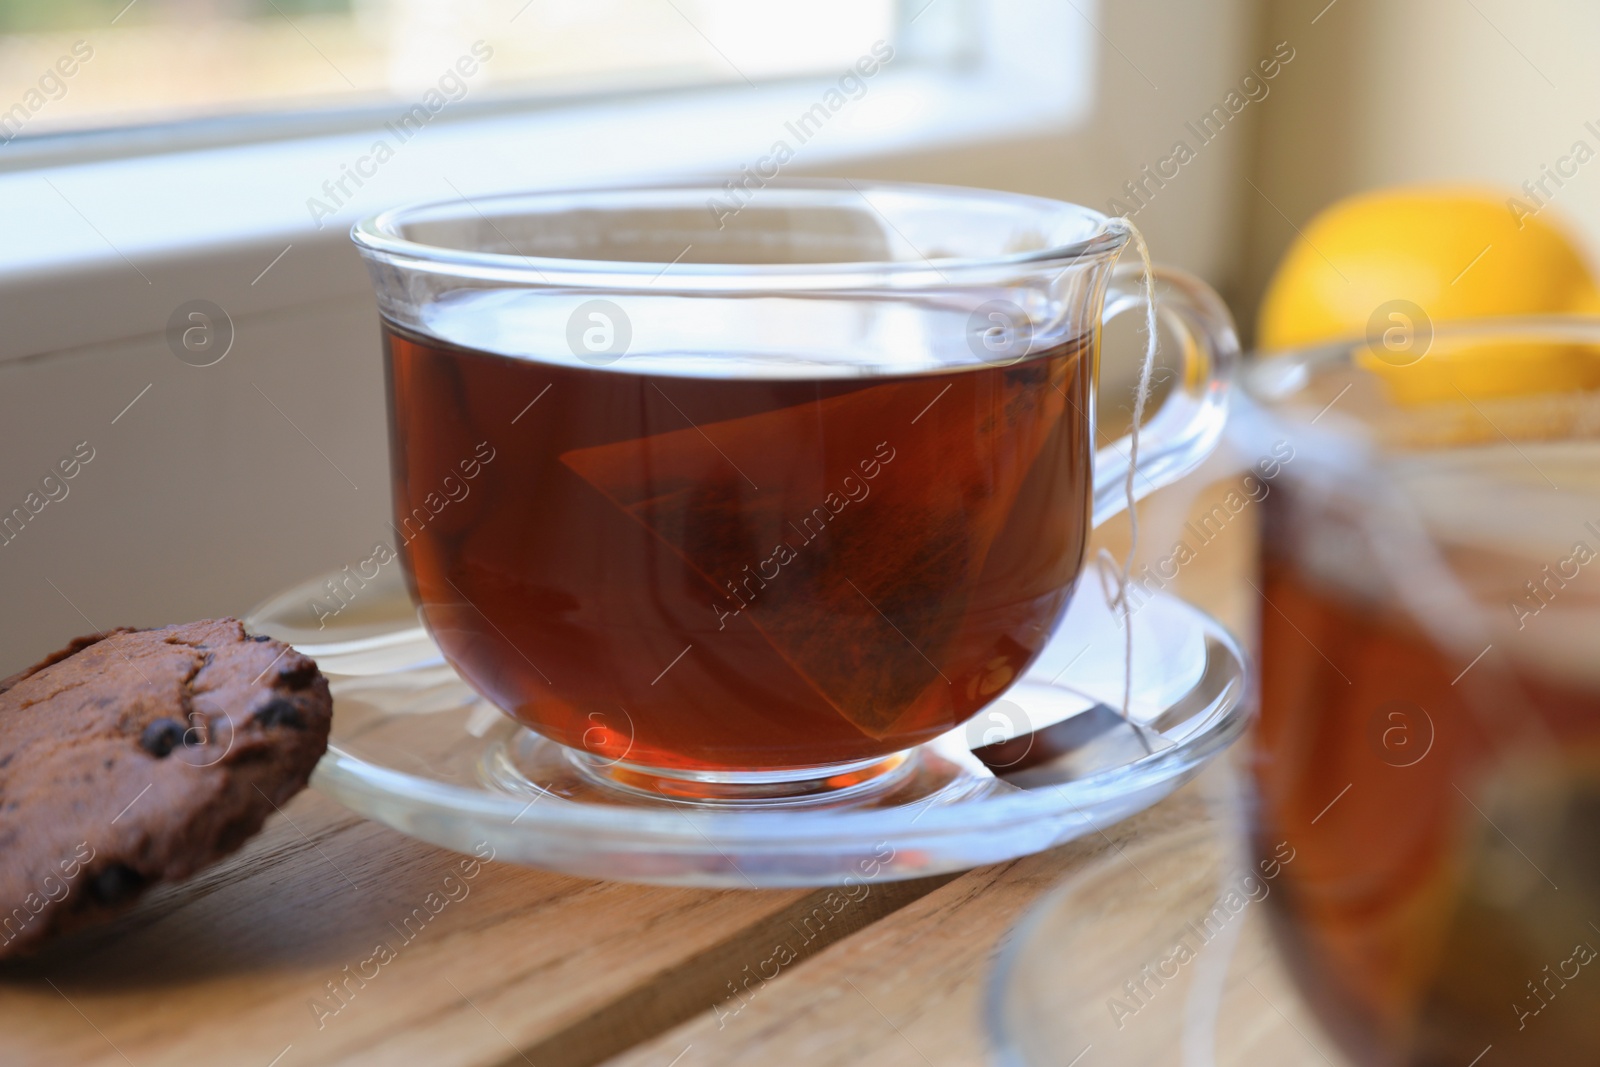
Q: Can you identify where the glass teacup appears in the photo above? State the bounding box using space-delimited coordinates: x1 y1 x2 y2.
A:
1246 318 1600 1064
351 180 1236 802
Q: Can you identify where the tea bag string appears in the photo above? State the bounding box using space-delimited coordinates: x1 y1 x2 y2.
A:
1098 216 1160 756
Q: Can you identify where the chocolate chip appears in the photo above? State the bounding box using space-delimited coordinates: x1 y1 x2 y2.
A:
139 718 188 758
277 662 317 690
253 698 303 729
88 864 146 906
250 633 272 642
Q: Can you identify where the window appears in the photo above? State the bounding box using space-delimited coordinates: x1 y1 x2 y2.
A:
0 0 931 143
0 0 1090 353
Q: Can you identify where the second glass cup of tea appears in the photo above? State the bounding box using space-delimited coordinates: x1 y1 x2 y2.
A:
987 319 1600 1067
351 180 1237 802
1247 318 1600 1065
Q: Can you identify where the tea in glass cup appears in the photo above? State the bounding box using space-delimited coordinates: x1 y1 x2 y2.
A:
354 182 1236 800
1247 321 1600 1064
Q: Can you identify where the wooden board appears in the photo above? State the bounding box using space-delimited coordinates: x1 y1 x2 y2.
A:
0 470 1272 1066
0 787 955 1067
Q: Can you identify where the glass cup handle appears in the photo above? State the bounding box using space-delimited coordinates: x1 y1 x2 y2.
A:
1091 261 1240 528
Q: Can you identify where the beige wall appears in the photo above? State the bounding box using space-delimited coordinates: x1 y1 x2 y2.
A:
1240 0 1600 338
841 0 1262 297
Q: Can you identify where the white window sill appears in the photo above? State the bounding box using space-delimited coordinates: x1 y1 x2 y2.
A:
0 0 1090 365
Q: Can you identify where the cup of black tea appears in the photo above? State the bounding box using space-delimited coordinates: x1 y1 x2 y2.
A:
351 180 1236 802
1246 320 1600 1064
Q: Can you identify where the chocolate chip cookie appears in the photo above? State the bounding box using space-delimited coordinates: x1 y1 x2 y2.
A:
0 618 331 958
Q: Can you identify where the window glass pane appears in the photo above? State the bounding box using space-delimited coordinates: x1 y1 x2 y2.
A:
0 0 900 140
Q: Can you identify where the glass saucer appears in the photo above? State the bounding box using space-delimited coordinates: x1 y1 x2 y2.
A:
987 811 1350 1066
245 565 1251 887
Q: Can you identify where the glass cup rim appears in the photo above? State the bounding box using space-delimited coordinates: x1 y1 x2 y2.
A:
1241 314 1600 468
1239 312 1600 561
1244 314 1600 410
349 178 1128 292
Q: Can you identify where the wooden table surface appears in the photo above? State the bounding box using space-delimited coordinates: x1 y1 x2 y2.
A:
0 474 1290 1067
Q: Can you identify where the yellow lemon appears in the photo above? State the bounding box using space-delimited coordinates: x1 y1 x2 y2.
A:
1256 187 1600 402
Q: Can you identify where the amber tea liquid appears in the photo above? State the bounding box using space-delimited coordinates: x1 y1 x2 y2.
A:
1255 481 1600 1066
383 298 1094 772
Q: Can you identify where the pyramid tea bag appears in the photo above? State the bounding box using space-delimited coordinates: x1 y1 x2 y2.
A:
559 352 1085 739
